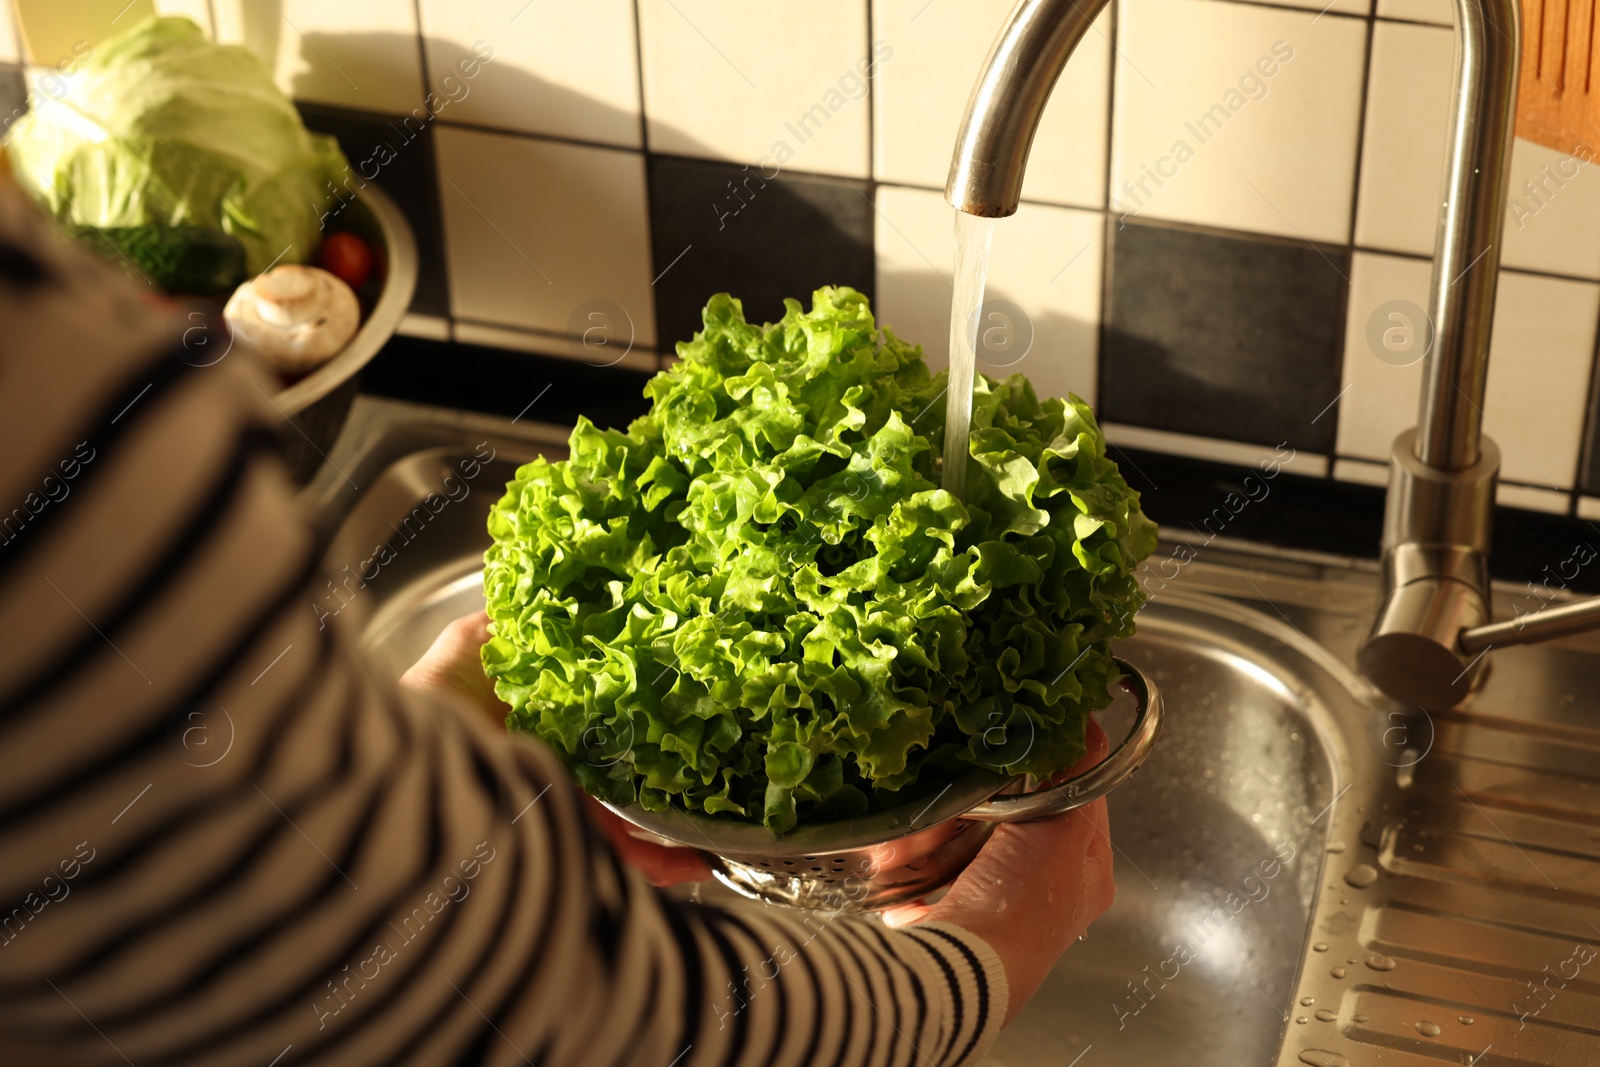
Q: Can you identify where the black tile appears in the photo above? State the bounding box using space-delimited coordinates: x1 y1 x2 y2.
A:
1103 447 1600 593
296 103 450 317
646 155 875 351
0 63 28 142
1115 447 1383 560
364 334 654 430
1102 220 1349 454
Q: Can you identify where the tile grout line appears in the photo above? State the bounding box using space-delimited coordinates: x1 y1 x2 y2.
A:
1315 9 1379 471
632 0 650 154
408 0 429 109
1573 258 1600 503
632 0 663 359
865 0 876 186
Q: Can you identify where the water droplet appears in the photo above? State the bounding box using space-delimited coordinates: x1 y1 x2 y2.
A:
1352 1014 1368 1024
1344 864 1379 888
1459 1015 1475 1026
1301 997 1315 1006
1347 957 1360 965
1326 842 1347 854
1298 1051 1349 1067
1365 953 1397 971
1331 966 1347 979
1295 1016 1309 1024
1315 1008 1338 1022
1313 942 1329 952
1416 1021 1441 1038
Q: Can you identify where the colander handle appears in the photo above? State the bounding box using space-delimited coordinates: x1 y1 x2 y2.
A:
958 658 1161 823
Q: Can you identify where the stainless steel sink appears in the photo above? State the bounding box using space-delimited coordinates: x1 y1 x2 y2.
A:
308 396 1600 1067
988 597 1337 1067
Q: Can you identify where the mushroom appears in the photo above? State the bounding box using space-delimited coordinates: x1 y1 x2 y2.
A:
224 264 360 375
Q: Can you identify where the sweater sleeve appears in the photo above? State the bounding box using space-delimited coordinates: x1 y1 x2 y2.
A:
0 181 1008 1067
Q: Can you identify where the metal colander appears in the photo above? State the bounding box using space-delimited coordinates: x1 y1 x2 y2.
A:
602 659 1162 911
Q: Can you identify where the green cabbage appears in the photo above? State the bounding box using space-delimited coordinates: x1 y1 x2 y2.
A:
483 288 1157 832
4 16 347 275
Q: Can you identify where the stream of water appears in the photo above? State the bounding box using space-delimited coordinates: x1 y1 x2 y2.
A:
941 210 997 501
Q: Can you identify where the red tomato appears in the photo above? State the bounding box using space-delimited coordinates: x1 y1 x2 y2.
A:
318 232 374 290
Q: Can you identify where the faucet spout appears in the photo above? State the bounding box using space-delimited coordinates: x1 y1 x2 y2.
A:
1418 0 1521 470
947 0 1530 708
945 0 1112 219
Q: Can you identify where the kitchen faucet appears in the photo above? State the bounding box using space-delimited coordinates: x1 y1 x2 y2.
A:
946 0 1600 709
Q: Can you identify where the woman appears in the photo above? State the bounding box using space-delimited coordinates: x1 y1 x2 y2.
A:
0 173 1114 1067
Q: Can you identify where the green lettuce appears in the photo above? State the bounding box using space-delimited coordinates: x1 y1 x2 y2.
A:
483 288 1157 832
4 15 348 275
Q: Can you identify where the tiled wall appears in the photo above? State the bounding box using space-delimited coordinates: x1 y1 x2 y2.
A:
7 0 1600 523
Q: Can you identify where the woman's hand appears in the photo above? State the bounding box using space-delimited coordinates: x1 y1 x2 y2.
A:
583 798 714 886
401 612 711 887
398 611 509 727
882 718 1118 1025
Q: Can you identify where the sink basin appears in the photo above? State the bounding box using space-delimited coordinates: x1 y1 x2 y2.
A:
309 396 1600 1067
988 599 1335 1066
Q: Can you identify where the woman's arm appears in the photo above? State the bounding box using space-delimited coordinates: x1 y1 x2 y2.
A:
0 180 1109 1067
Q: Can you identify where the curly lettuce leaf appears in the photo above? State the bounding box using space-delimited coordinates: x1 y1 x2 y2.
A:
483 287 1157 832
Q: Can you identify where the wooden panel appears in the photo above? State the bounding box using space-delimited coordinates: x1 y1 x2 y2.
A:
1517 0 1600 154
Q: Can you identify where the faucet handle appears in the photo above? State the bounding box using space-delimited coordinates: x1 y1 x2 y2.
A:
1460 594 1600 653
1360 570 1489 708
1359 431 1498 708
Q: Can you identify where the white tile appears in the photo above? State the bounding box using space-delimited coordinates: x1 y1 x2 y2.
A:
1102 422 1331 476
454 320 657 373
1352 23 1449 259
0 1 20 62
872 0 1109 208
1333 457 1390 486
213 0 422 113
1337 252 1598 490
637 0 871 178
1578 496 1600 521
1335 251 1430 462
397 313 451 341
154 0 214 35
1501 139 1600 281
1496 483 1571 514
1357 21 1600 280
1111 0 1366 243
1481 270 1598 489
1375 0 1452 24
436 126 656 352
419 0 640 148
873 185 1103 404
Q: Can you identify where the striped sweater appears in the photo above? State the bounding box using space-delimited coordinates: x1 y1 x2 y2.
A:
0 183 1007 1067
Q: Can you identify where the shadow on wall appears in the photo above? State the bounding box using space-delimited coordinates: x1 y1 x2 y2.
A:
262 29 881 355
